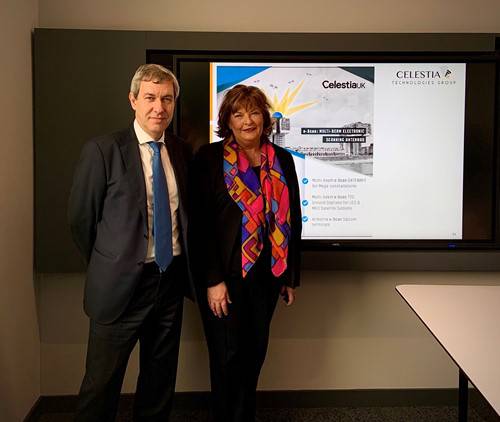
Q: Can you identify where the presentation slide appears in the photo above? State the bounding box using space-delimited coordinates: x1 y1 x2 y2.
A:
210 63 466 240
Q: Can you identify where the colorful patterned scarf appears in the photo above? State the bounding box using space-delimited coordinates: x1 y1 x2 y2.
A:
223 138 291 278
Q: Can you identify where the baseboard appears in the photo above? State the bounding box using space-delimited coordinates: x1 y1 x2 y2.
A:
25 388 499 421
257 388 458 408
470 389 500 422
23 397 42 422
25 395 78 419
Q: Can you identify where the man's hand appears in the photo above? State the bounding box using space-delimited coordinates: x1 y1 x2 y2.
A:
280 286 295 306
207 282 232 318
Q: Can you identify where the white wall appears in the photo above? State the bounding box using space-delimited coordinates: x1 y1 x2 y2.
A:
39 271 500 395
0 0 40 420
38 0 500 32
36 0 500 396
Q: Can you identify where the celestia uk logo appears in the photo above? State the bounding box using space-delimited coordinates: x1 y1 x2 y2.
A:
392 67 456 86
322 80 366 89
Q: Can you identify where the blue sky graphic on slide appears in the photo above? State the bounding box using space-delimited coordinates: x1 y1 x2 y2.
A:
216 66 269 92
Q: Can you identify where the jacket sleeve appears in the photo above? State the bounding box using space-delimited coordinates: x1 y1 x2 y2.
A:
284 152 302 287
67 140 107 264
188 146 225 288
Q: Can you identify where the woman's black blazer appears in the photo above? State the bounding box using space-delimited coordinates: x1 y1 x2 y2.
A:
189 141 302 288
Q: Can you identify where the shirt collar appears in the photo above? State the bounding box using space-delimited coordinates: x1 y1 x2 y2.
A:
133 119 165 145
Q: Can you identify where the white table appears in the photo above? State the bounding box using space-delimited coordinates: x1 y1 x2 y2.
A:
396 284 500 421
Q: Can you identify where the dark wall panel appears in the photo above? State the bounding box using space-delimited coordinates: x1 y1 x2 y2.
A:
34 30 500 273
34 29 146 272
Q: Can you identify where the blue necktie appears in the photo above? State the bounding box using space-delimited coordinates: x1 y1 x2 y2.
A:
148 141 173 272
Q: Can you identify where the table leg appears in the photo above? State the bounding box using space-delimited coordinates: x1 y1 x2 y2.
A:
459 369 468 422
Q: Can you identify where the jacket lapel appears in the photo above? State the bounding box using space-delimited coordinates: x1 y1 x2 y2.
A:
118 127 147 232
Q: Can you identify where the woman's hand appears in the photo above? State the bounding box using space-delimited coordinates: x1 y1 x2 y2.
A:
207 282 232 318
280 286 296 306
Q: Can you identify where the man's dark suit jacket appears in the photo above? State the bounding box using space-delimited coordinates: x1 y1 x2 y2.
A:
190 141 302 289
69 126 195 324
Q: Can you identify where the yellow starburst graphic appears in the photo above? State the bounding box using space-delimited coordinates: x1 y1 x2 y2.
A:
267 80 317 116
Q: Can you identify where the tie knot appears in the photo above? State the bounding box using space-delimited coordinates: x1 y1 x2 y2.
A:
148 141 162 155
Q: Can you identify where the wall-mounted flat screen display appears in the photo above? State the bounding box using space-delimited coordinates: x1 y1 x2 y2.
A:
146 50 497 250
209 62 466 241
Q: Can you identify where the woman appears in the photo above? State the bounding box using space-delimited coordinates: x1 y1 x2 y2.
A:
190 84 301 422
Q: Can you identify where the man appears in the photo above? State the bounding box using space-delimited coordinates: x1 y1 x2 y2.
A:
68 64 194 422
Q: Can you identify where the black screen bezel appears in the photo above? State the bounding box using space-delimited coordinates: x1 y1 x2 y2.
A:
148 49 500 251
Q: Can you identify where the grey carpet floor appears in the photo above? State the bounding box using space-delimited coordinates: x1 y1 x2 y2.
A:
37 406 491 422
